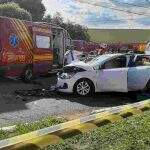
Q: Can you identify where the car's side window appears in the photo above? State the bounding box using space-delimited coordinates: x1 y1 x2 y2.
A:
135 56 150 67
102 56 126 69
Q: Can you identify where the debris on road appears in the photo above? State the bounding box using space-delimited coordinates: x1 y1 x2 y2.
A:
15 85 57 97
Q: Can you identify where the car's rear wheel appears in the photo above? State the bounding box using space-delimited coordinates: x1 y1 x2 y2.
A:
74 79 94 96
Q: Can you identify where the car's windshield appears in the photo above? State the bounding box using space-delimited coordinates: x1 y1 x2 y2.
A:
87 55 116 69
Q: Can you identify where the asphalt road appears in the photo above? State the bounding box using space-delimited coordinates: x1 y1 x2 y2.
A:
0 75 147 126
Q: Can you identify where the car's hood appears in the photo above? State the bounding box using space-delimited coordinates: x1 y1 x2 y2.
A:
66 61 93 70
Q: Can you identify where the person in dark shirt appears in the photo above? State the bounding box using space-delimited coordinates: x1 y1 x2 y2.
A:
128 55 136 67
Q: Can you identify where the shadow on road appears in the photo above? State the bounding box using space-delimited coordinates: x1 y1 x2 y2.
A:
0 76 149 114
55 92 145 107
14 89 149 108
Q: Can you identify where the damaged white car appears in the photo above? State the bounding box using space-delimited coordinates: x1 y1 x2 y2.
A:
57 54 150 96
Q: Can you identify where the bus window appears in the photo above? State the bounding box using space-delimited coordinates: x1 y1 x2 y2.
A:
36 35 51 49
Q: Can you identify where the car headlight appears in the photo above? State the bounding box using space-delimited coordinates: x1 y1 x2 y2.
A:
59 73 76 79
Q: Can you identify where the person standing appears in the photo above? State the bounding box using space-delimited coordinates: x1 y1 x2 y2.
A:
145 42 150 55
64 46 79 65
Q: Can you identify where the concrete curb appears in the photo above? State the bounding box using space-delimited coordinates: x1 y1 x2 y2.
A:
0 99 149 150
91 104 131 115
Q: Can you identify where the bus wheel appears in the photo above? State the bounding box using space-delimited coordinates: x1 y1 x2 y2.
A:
22 66 33 83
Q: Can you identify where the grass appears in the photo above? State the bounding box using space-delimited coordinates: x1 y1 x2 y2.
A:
0 117 66 140
0 110 149 150
88 29 150 43
45 110 150 150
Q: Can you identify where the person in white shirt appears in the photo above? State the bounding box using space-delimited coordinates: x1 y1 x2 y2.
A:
145 42 150 55
64 46 79 65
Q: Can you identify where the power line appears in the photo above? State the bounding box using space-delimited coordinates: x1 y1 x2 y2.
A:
75 0 150 16
109 0 150 9
86 18 139 23
74 0 150 17
85 18 141 24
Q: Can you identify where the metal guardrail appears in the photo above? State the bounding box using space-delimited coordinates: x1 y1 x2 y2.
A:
0 100 150 150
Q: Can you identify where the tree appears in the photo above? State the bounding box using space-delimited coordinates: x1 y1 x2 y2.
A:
43 14 52 23
17 0 45 21
63 22 90 41
0 2 32 21
43 12 90 41
0 0 45 21
50 13 90 41
52 12 63 26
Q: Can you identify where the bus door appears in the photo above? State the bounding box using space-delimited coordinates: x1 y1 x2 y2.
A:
52 28 64 67
33 26 53 74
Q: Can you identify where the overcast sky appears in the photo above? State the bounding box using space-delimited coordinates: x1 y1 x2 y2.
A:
42 0 150 29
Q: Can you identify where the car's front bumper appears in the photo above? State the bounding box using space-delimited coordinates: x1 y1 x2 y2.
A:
57 77 74 93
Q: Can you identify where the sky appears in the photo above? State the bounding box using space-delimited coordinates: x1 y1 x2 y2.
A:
42 0 150 29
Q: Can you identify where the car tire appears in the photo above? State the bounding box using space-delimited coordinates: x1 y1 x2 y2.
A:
73 79 94 96
22 66 33 83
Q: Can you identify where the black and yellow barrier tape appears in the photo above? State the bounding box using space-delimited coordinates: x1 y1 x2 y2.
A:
0 100 149 150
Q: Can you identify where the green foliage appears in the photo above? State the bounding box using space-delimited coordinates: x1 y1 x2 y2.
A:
88 29 150 43
52 12 64 26
46 111 150 150
0 2 32 20
44 12 90 41
16 0 45 21
0 117 66 140
0 0 45 21
0 0 89 41
43 14 52 23
63 22 90 41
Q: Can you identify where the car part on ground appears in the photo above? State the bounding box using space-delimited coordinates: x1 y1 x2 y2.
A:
15 86 57 97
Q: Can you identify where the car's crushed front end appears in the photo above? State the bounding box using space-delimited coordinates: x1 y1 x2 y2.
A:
57 64 88 93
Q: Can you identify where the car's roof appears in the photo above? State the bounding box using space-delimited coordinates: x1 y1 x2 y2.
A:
135 54 150 56
91 53 125 62
98 53 124 59
125 53 150 56
87 53 125 68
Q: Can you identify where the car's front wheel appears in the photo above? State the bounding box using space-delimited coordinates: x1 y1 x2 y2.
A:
74 79 94 96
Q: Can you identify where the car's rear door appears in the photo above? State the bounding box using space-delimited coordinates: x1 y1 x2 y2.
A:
97 56 128 92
